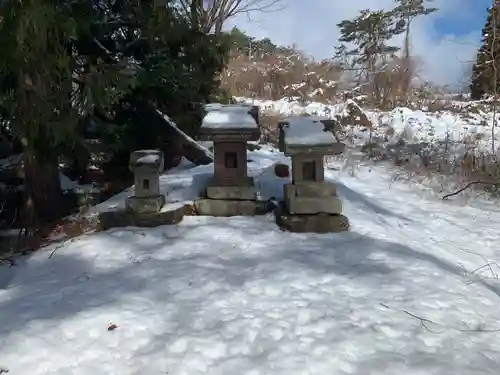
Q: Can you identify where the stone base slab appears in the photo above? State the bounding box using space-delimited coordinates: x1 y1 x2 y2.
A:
194 198 271 217
206 185 257 200
275 206 349 233
285 195 342 215
284 182 337 198
210 176 254 187
99 204 186 229
125 195 165 214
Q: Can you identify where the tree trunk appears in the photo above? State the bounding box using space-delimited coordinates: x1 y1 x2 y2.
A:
190 0 202 29
23 151 65 227
401 18 411 98
17 66 67 231
214 16 224 34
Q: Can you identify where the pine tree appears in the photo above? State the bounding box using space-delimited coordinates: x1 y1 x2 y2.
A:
0 0 88 224
336 9 405 103
0 0 228 226
0 0 135 224
470 3 500 100
92 1 229 168
393 0 437 96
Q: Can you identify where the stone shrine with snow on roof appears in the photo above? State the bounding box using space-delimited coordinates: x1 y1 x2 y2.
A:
276 117 349 232
96 149 186 229
194 105 269 216
125 149 166 214
204 103 260 126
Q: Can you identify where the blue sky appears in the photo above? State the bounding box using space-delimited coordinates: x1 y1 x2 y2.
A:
229 0 492 86
434 0 488 36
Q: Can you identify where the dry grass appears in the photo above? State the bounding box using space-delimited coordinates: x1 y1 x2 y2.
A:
260 113 284 144
221 48 463 110
221 48 346 104
376 140 500 199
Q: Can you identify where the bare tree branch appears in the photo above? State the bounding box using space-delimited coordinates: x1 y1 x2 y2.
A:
381 303 500 333
178 0 285 33
442 180 500 200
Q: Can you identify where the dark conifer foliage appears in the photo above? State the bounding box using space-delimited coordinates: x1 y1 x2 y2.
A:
470 4 500 100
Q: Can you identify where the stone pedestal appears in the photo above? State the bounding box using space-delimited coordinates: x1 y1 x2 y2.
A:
99 203 187 230
125 195 166 214
284 182 342 215
284 181 337 197
194 198 270 216
275 203 349 233
195 176 266 216
206 184 257 200
276 181 348 232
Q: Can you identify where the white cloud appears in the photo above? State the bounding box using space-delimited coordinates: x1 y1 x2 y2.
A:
227 0 483 86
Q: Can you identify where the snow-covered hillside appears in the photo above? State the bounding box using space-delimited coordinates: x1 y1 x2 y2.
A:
1 146 500 374
241 97 500 154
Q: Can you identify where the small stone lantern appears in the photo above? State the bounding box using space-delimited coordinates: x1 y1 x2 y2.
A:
276 117 349 232
125 149 166 214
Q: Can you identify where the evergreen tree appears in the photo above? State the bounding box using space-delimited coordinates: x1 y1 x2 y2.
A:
99 0 228 162
226 27 286 57
470 3 500 100
336 9 405 103
393 0 437 96
0 0 227 226
0 0 132 224
227 27 254 53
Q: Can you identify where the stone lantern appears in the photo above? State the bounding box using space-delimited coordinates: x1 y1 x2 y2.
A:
194 108 267 216
276 117 349 232
125 149 166 214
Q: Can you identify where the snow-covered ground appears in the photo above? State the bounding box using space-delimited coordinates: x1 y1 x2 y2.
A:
1 147 500 374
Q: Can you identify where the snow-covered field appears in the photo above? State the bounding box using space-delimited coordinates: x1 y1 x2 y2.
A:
1 146 500 374
241 97 500 154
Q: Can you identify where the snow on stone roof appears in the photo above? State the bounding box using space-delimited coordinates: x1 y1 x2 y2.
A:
205 103 253 113
283 118 335 146
137 154 160 164
202 110 257 129
130 149 163 169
